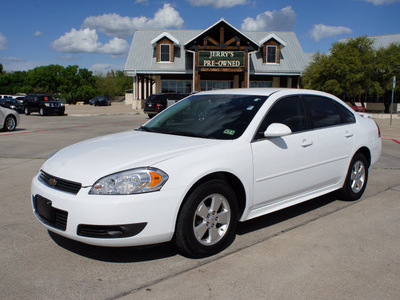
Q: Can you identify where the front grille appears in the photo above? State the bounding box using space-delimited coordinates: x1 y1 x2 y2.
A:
34 195 68 231
39 171 82 194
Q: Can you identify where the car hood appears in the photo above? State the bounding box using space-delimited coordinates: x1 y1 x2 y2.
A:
42 130 218 186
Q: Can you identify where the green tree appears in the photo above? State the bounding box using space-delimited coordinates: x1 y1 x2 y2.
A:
374 43 400 112
303 37 379 105
95 70 133 98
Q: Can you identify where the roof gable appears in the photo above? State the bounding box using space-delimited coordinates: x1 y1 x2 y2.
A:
151 32 180 46
185 19 259 50
259 33 287 47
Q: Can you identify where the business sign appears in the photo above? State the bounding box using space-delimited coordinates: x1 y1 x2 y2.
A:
199 51 245 68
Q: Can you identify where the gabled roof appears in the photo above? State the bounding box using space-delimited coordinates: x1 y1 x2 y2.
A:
151 32 180 46
340 33 400 50
125 29 311 76
184 18 259 50
259 33 287 47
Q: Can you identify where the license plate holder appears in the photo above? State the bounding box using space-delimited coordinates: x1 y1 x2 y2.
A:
35 195 56 223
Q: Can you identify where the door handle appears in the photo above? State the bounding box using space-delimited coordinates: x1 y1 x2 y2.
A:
300 139 313 147
345 131 354 138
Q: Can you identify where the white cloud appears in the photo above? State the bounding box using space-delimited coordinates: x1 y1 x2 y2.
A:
360 0 400 5
82 3 184 38
309 24 352 41
51 28 129 55
90 63 115 75
0 33 8 50
1 57 41 72
33 30 43 37
186 0 248 8
241 6 296 31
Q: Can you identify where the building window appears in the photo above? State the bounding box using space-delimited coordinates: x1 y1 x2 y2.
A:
267 46 277 63
200 80 233 91
160 44 170 62
250 81 272 88
162 80 192 93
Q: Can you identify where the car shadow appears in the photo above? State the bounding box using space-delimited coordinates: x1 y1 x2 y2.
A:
49 193 337 262
236 193 337 235
48 231 178 262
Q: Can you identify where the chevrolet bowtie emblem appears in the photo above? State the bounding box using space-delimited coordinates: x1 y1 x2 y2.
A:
49 178 57 186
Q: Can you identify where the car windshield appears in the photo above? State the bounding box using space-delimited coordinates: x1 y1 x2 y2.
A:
140 94 268 140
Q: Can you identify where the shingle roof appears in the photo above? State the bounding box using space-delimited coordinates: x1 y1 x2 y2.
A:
125 29 311 76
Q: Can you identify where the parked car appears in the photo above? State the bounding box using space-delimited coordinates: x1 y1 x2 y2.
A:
23 94 65 116
31 88 381 258
0 98 24 113
351 105 366 113
144 93 189 118
13 96 25 104
1 105 20 131
89 95 111 106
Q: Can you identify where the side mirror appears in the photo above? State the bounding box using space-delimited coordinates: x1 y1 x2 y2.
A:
264 123 292 137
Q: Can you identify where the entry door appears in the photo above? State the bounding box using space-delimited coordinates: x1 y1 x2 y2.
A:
251 96 316 210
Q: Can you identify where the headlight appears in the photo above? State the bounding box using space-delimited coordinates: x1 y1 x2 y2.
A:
89 168 168 195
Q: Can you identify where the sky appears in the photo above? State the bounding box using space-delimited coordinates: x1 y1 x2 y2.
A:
0 0 399 74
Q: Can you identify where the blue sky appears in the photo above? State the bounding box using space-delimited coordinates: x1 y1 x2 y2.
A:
1 0 399 74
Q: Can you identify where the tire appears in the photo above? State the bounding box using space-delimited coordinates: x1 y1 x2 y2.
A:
39 107 46 116
175 180 238 258
24 107 30 115
3 115 16 131
337 153 369 201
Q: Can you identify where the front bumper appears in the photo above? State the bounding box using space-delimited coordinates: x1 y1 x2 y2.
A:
31 173 182 247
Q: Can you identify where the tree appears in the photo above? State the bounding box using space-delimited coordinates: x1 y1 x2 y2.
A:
374 43 400 112
95 70 133 98
303 37 380 106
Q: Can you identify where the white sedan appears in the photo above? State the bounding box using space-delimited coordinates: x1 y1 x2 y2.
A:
31 89 381 257
0 105 19 131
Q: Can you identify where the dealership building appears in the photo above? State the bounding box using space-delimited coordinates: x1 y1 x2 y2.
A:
124 19 311 107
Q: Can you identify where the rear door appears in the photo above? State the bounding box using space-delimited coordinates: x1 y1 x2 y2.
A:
302 95 356 189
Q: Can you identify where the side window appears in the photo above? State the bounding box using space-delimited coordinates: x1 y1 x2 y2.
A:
160 44 170 62
303 96 341 129
256 96 307 139
336 103 356 124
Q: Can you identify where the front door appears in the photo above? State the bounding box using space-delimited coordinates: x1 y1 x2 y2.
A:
251 96 316 213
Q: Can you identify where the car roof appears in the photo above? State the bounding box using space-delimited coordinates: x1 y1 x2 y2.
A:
194 88 339 99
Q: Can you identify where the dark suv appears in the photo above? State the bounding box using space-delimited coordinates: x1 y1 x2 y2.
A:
144 93 189 118
24 94 65 116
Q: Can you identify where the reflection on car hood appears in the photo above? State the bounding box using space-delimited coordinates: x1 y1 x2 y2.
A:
41 130 218 186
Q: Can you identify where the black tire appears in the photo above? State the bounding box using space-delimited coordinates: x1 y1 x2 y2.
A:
39 107 46 116
337 153 369 201
3 115 16 131
24 107 30 115
175 180 238 258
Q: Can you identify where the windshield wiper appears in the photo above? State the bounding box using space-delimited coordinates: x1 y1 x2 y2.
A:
137 126 157 132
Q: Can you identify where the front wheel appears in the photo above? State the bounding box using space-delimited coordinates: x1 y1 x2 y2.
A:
24 107 30 115
175 180 238 258
337 153 369 201
3 115 16 131
39 107 46 116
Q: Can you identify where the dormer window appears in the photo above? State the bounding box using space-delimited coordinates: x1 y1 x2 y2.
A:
160 44 170 62
267 46 277 63
151 32 179 63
